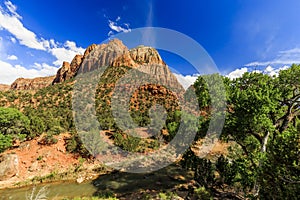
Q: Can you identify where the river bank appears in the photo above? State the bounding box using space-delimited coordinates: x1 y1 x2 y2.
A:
0 133 111 190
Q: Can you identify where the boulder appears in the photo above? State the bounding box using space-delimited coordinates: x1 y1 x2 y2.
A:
0 154 19 181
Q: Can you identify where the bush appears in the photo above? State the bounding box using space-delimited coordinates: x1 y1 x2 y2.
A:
114 131 141 152
0 133 12 152
38 134 58 145
194 187 212 200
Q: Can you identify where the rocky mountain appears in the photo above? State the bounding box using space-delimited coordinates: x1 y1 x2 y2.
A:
52 39 128 84
53 39 181 89
4 39 182 92
10 76 55 90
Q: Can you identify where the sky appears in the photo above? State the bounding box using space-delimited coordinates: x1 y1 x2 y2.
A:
1 0 300 87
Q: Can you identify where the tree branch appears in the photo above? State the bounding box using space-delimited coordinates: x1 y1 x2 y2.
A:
279 176 300 184
249 128 263 145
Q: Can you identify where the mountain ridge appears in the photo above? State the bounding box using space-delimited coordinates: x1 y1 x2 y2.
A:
3 39 180 91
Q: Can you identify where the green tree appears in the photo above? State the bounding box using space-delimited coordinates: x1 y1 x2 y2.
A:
185 66 300 198
0 107 30 140
0 107 31 152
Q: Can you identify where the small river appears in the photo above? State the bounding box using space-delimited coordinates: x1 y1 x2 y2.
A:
0 181 97 200
0 164 191 199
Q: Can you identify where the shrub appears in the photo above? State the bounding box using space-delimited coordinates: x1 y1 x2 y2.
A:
38 134 58 145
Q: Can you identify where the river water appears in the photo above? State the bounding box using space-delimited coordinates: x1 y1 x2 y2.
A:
0 164 192 199
0 181 97 200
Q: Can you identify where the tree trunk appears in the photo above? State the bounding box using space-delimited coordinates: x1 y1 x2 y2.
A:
261 131 270 153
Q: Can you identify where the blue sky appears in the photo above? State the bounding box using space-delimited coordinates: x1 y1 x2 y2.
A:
1 0 300 85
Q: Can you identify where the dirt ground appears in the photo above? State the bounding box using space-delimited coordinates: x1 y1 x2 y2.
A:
0 133 80 188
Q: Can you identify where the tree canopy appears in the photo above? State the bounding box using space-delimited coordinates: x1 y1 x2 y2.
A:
184 64 300 199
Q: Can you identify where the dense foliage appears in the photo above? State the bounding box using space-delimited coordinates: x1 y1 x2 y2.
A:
182 64 300 199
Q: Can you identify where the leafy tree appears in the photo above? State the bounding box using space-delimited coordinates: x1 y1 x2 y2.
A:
222 67 300 198
184 65 300 199
0 107 30 140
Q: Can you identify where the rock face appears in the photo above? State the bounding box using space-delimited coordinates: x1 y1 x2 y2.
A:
79 39 128 73
53 39 128 84
112 45 179 88
0 154 19 181
10 76 55 90
53 39 180 89
52 54 83 84
0 84 10 91
112 45 165 67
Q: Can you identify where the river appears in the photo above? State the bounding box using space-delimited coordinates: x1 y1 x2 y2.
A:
0 181 97 200
0 164 192 199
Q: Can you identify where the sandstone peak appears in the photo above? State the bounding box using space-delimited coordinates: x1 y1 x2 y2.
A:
83 44 97 58
112 45 165 67
77 39 128 73
129 45 165 66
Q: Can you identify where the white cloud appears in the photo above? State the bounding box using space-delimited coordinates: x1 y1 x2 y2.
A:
107 30 114 37
0 1 84 66
246 47 300 66
49 39 58 48
10 36 16 43
50 40 85 66
107 17 131 37
0 0 87 78
7 54 17 60
263 65 289 77
4 1 21 19
108 20 131 33
227 67 248 79
0 60 58 84
226 65 290 80
0 1 46 50
173 73 199 89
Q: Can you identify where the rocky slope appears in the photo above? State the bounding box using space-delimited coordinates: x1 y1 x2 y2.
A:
10 76 55 90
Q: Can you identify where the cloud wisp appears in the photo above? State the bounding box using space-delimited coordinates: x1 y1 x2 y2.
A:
107 16 131 37
246 47 300 66
7 55 17 60
142 1 155 46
